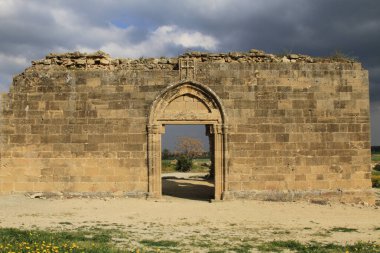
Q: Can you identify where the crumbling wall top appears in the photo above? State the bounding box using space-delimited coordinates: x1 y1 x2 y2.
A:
28 49 358 71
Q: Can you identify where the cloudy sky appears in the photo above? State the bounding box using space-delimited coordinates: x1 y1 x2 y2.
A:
0 0 379 146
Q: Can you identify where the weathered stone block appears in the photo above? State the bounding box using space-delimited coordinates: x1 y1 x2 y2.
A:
10 134 26 143
71 134 88 143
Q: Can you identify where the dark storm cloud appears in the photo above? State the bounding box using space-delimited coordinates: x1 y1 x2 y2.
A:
0 0 379 143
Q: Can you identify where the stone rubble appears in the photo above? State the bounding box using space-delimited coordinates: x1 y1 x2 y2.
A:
30 49 356 70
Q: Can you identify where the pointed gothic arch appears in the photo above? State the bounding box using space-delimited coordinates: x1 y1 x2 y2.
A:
147 81 229 200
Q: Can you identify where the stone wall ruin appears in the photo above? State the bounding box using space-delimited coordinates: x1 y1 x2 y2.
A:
0 49 374 203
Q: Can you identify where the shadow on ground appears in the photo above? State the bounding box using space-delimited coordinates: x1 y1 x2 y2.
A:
162 177 214 201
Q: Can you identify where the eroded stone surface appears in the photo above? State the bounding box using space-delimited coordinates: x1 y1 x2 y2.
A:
29 49 356 71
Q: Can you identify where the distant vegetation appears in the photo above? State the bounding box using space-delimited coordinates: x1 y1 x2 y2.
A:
162 136 210 173
162 149 209 160
162 158 210 173
372 147 380 188
371 146 380 153
326 50 358 62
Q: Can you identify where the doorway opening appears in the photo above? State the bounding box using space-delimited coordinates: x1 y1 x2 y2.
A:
161 124 214 201
147 81 228 200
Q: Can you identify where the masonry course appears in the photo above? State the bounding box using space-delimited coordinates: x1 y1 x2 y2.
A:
0 49 374 203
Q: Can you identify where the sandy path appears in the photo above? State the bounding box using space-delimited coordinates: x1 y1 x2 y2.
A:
0 193 379 246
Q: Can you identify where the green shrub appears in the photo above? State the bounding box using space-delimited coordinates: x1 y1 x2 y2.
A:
372 174 380 188
374 163 380 171
176 155 193 172
162 159 176 172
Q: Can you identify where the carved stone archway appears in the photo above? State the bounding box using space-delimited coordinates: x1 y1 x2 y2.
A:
147 81 228 200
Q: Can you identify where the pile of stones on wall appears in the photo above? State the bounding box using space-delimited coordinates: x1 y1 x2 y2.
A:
0 49 374 204
30 49 355 70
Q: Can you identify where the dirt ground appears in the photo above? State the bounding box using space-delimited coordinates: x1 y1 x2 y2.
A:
0 175 379 250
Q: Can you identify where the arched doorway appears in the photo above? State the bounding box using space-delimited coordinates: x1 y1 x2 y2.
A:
147 81 228 200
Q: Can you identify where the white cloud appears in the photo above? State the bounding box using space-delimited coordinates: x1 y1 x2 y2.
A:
155 25 218 50
0 53 29 91
99 25 218 58
0 1 220 92
0 53 28 67
0 0 16 17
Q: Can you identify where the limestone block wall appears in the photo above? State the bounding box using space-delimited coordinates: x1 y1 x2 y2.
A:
207 63 372 202
0 50 373 203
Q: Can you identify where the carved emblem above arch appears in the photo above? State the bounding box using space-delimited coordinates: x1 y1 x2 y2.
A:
148 81 226 125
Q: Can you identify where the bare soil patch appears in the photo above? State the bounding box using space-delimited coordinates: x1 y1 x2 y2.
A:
162 172 213 200
0 189 379 252
1 175 379 251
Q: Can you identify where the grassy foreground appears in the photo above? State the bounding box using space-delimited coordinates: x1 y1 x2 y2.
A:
0 228 120 253
0 227 379 253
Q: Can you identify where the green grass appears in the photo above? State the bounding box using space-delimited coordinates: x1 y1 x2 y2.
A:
140 239 179 247
0 228 379 253
257 240 380 253
0 227 124 253
58 221 73 225
372 157 380 187
162 158 210 173
192 159 211 163
162 159 176 172
329 227 358 233
272 230 291 235
371 149 380 162
372 172 380 188
228 242 254 252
